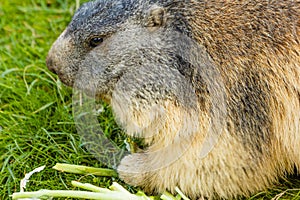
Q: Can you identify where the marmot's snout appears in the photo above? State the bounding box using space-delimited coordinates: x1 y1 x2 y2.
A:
46 45 76 87
46 39 62 76
46 56 57 74
46 29 73 76
46 29 78 87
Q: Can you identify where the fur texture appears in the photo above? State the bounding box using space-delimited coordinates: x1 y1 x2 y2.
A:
47 0 300 199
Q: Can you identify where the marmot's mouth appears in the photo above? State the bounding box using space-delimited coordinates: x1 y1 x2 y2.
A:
55 71 75 87
46 57 57 74
46 58 75 88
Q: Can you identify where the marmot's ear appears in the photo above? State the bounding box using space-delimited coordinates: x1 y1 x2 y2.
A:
145 5 165 30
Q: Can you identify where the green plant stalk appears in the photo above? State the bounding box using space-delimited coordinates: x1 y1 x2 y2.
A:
11 190 140 200
12 162 183 200
71 181 111 193
110 182 133 194
175 187 190 200
53 163 118 177
12 182 155 200
160 191 181 200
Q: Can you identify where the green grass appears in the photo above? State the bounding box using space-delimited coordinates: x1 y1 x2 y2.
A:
0 0 299 199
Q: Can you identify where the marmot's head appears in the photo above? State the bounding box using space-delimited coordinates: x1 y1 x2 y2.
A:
46 0 191 100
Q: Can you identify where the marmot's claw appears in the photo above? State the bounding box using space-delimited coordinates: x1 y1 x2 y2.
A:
117 154 148 186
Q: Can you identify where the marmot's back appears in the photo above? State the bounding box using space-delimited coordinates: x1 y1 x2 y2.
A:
189 0 300 166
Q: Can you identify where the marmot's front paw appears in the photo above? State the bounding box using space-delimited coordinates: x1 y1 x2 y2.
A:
117 153 148 186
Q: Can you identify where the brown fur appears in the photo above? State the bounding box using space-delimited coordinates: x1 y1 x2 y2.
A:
47 0 300 199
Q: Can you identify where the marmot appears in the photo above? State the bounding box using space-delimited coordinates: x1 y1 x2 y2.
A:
46 0 300 199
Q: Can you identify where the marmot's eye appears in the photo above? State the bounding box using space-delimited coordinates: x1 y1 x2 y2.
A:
89 37 104 48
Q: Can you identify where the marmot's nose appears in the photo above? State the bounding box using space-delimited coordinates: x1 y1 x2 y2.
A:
46 56 57 74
